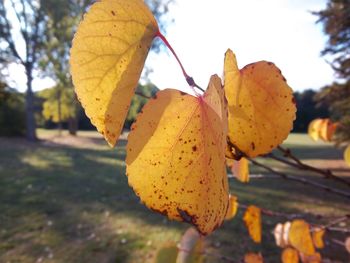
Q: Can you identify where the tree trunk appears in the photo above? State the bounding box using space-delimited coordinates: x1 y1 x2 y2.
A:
68 117 78 135
57 88 62 136
25 65 37 141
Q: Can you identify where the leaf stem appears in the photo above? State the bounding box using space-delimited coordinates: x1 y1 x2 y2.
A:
156 31 205 95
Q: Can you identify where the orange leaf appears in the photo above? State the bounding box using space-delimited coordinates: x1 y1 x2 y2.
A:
289 220 315 255
224 49 296 157
318 119 330 142
281 247 299 263
70 0 159 146
243 205 262 243
244 252 264 263
312 228 325 249
225 194 239 220
231 157 250 183
126 75 229 235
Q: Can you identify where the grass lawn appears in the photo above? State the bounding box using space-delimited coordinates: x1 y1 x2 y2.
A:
0 131 349 262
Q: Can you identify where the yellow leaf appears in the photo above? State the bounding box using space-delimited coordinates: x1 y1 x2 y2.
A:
344 145 350 166
225 194 238 220
244 252 264 263
281 247 299 263
308 118 323 141
243 205 262 243
224 49 296 157
312 228 325 249
230 157 250 183
289 220 315 255
126 75 229 235
70 0 159 146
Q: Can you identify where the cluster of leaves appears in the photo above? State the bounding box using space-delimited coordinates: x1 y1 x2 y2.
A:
70 0 296 236
69 0 350 261
307 118 350 166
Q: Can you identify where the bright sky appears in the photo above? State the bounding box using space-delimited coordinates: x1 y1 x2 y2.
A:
146 0 334 94
9 0 334 94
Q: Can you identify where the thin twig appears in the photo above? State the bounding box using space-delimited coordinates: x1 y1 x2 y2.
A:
330 238 345 246
248 158 350 199
135 91 151 99
239 203 302 220
327 227 350 233
273 146 350 188
321 215 350 230
156 31 205 94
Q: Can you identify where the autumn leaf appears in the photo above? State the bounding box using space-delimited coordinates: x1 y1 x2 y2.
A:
244 252 264 263
289 219 315 255
274 221 291 248
243 205 262 243
344 145 350 166
224 49 296 157
281 247 299 263
225 194 238 220
312 228 325 249
230 157 249 183
126 75 229 235
308 118 338 142
70 0 159 146
308 118 323 141
319 119 330 142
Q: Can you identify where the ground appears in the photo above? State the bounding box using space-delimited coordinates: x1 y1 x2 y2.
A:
0 130 349 262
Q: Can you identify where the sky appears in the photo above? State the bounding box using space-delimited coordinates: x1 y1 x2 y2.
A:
8 0 335 94
145 0 335 94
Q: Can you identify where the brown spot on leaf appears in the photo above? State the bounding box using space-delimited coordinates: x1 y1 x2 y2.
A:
251 142 255 150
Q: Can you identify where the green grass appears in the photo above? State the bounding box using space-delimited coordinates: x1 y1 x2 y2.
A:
0 131 349 262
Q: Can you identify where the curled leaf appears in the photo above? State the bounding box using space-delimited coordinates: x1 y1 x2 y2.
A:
243 205 262 243
312 228 325 249
281 247 299 263
224 49 296 157
274 222 291 248
126 75 229 235
230 157 250 183
289 219 315 255
225 194 238 220
70 0 159 146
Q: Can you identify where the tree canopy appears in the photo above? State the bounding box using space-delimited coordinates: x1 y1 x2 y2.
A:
314 0 350 143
